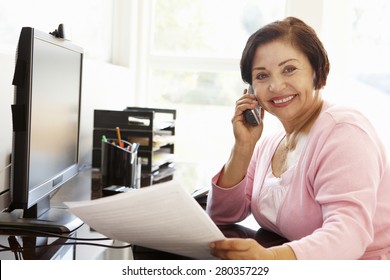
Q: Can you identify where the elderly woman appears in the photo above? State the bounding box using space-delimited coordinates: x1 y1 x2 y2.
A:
207 17 390 260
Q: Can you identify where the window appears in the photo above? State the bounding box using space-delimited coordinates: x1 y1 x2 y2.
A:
122 0 287 188
349 0 390 94
149 0 286 106
152 0 286 57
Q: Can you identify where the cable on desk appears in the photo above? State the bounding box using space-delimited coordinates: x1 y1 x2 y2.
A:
0 226 111 241
7 236 23 260
0 240 132 252
0 226 133 259
0 238 132 260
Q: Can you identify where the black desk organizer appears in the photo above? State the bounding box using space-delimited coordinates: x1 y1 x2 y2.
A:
93 107 176 187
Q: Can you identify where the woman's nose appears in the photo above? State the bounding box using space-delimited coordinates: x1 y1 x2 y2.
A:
268 75 287 93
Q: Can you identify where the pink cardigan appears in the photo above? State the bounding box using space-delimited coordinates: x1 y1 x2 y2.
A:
207 103 390 259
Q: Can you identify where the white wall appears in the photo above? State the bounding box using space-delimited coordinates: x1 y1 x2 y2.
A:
79 59 135 166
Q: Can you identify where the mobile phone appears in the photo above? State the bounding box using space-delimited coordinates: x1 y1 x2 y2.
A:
243 85 261 126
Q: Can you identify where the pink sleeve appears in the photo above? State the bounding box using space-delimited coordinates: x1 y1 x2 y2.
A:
206 134 280 226
205 170 251 225
288 122 383 259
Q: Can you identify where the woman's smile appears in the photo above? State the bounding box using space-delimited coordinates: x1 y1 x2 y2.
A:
269 94 298 107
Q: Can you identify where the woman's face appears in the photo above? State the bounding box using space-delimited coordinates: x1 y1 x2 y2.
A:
251 39 322 132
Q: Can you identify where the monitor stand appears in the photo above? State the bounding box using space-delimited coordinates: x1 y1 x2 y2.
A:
0 197 83 234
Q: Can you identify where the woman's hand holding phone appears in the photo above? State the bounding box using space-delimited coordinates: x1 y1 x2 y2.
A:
218 86 264 189
244 85 262 126
231 86 264 146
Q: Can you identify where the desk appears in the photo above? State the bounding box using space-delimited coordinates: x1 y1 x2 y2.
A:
0 168 287 260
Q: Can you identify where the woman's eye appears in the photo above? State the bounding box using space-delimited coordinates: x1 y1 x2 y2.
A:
256 73 268 80
283 66 297 74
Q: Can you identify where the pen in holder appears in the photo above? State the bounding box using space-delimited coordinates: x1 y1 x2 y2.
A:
101 139 138 189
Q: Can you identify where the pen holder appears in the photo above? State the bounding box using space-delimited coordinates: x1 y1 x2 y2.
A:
101 139 138 189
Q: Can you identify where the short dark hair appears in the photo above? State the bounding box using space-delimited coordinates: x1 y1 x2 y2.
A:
240 17 330 90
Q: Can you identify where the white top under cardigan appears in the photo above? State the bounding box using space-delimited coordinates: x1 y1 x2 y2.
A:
259 135 307 225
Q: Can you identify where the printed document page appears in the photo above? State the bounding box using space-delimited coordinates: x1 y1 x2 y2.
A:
65 181 225 259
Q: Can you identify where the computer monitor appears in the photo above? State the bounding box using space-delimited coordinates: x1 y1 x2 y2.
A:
0 27 84 233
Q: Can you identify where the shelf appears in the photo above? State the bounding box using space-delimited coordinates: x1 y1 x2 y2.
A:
92 107 176 187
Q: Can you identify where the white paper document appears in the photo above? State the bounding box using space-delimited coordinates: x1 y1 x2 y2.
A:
65 181 225 259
